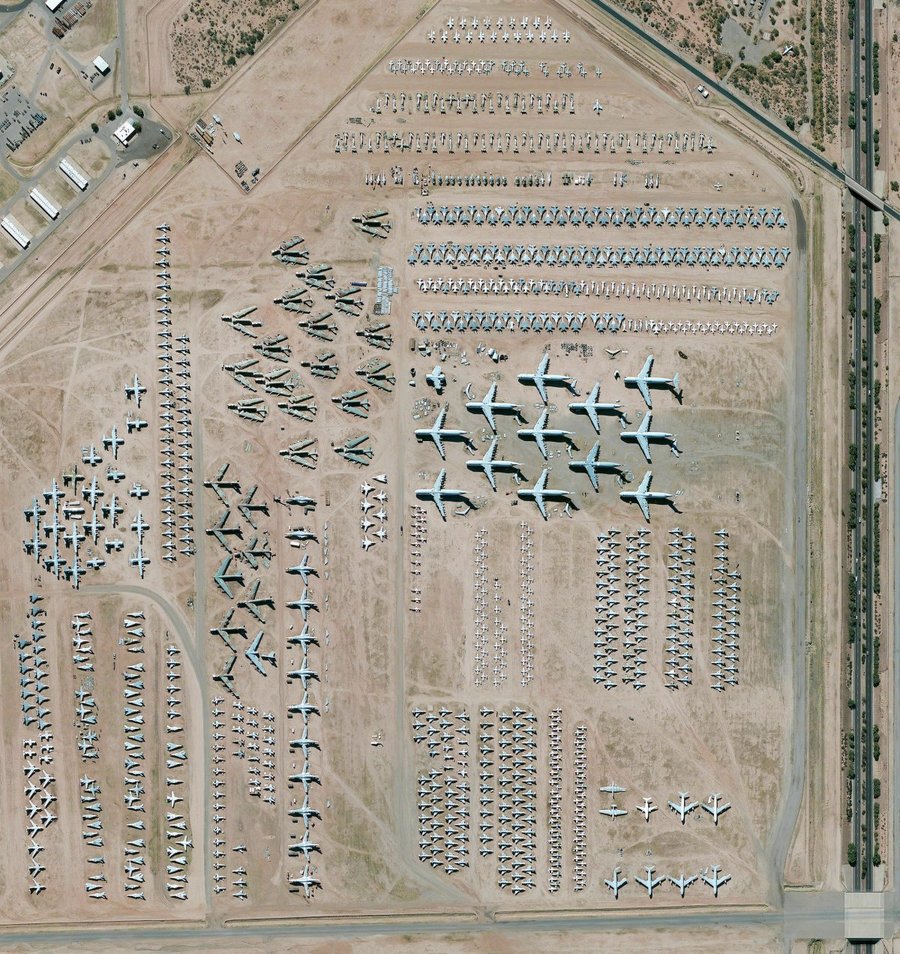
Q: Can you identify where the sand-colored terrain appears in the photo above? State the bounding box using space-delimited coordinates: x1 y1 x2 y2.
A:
0 0 846 947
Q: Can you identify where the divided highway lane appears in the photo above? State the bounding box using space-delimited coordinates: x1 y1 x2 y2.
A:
581 0 899 223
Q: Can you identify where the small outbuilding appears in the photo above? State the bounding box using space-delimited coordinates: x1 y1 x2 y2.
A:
93 55 110 75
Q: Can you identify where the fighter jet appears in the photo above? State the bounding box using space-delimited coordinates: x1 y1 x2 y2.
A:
466 437 525 491
623 355 682 408
516 468 573 520
620 412 680 463
415 405 474 459
517 408 576 459
568 381 628 430
620 471 678 521
568 441 624 490
415 469 470 519
465 382 525 432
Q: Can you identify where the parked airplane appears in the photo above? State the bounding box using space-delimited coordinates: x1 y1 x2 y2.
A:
466 437 524 491
102 426 124 459
212 654 238 697
604 866 627 899
701 793 731 825
288 835 322 859
668 792 699 823
568 440 623 490
425 365 446 393
620 412 680 463
287 624 320 648
287 692 320 718
600 784 626 794
636 797 658 821
415 469 469 519
635 865 665 898
517 408 576 459
517 353 578 404
516 468 572 520
286 554 318 582
130 548 149 579
568 381 628 430
669 873 697 897
620 471 678 521
598 803 628 818
286 660 319 689
237 580 275 622
245 631 276 675
415 405 474 459
213 555 245 598
623 355 682 408
286 588 318 621
465 382 525 432
287 869 321 898
287 768 321 792
701 865 731 896
125 374 146 407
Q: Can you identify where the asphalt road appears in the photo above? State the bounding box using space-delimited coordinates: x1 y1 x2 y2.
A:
584 0 899 223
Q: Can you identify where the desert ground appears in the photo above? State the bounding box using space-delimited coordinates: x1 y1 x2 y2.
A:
0 0 835 945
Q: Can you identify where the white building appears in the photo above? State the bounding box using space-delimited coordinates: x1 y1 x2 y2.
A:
46 0 65 12
30 188 60 220
114 119 136 146
2 214 32 249
93 55 110 75
59 156 89 191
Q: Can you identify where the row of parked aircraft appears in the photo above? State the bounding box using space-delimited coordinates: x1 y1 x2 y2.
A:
417 466 677 521
604 864 731 899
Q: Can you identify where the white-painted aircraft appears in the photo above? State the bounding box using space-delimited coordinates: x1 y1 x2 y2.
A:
517 353 578 403
604 866 627 899
125 374 146 407
668 792 699 823
669 873 697 897
701 793 731 825
624 355 682 408
636 797 658 821
465 382 525 432
568 381 628 430
568 440 623 490
701 865 731 896
415 469 469 519
516 468 572 520
414 405 474 459
466 437 524 491
620 412 680 463
620 471 678 521
517 408 576 459
635 865 665 898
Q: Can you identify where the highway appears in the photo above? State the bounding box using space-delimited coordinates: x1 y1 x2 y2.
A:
847 0 877 914
584 0 899 223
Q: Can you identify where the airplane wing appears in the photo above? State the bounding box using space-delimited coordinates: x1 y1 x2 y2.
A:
535 429 547 459
535 378 547 404
483 403 496 432
435 496 446 520
435 469 447 491
636 379 651 408
641 355 654 377
432 431 446 459
484 464 497 492
637 494 651 522
636 434 652 463
486 438 498 462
